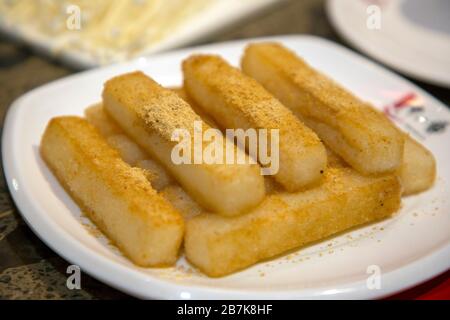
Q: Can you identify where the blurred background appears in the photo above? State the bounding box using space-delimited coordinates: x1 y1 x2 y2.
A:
0 0 449 299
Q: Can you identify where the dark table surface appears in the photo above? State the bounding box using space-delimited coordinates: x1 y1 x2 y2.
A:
0 0 448 299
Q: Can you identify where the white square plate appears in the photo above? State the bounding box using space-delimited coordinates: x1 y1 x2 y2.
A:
2 35 450 299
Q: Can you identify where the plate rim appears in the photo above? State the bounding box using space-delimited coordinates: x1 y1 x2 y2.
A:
2 35 450 299
326 0 450 88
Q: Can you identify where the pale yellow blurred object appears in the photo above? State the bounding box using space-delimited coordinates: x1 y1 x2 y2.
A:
0 0 210 63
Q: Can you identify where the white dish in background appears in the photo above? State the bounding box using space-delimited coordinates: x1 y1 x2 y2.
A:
0 0 282 69
327 0 450 88
2 35 450 299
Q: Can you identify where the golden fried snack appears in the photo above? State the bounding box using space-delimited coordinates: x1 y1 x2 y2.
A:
160 185 203 220
84 103 121 136
399 136 436 195
242 43 404 175
106 134 147 166
183 55 327 191
136 159 173 191
41 116 184 267
103 71 265 215
185 165 401 277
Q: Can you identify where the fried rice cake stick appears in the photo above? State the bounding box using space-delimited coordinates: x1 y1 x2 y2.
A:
183 55 327 191
41 116 184 267
241 42 404 175
185 162 401 277
399 136 436 195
